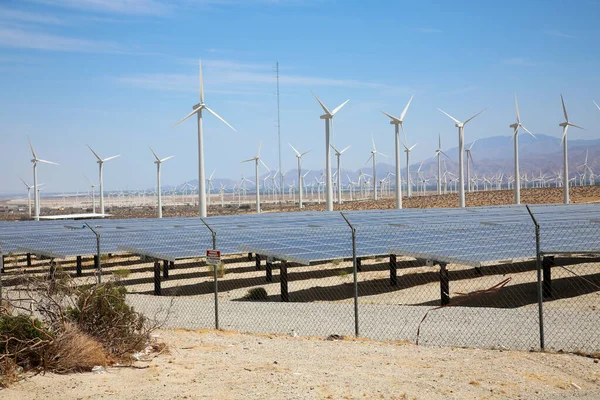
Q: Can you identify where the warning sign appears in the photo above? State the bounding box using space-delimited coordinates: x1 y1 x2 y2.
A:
206 249 221 265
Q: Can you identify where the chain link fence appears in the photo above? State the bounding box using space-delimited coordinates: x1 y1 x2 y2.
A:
1 211 598 355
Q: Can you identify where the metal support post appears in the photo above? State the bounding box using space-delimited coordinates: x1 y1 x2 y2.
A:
27 253 32 267
341 212 359 337
76 256 82 277
255 254 261 270
526 205 545 350
248 252 253 261
266 258 273 282
356 257 362 272
153 260 161 296
170 260 174 270
163 260 169 279
84 223 102 284
200 218 219 330
389 254 397 286
439 263 450 306
280 263 289 302
542 256 554 298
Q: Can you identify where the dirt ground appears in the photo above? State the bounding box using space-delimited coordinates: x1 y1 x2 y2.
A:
2 329 599 400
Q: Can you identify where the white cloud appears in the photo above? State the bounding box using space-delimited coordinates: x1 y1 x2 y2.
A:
26 0 170 16
544 30 574 39
0 6 63 25
115 61 403 94
0 27 119 52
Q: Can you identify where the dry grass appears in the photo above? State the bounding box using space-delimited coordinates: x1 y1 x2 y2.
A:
46 324 108 373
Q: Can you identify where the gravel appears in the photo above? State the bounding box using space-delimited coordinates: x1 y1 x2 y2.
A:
127 295 600 353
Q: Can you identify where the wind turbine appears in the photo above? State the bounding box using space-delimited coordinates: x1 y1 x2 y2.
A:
27 137 59 221
509 94 536 204
207 169 216 207
434 134 450 195
83 174 97 213
87 145 120 216
312 92 349 211
559 95 584 204
150 147 174 218
19 177 33 218
402 142 417 198
382 95 413 209
465 140 476 192
242 141 270 213
289 143 310 208
331 144 351 205
366 136 387 200
174 60 236 217
438 108 486 207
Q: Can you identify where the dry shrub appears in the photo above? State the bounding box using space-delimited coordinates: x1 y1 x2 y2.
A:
46 324 107 373
0 314 53 370
67 282 150 357
0 358 21 388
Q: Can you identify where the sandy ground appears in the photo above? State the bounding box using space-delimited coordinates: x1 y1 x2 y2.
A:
2 329 599 400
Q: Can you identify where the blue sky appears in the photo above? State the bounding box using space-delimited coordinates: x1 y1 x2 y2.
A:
1 0 599 195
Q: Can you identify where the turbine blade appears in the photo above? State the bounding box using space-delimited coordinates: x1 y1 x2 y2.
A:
312 92 331 115
468 139 477 150
365 154 373 164
289 143 301 156
20 177 30 187
521 125 536 138
199 59 204 104
567 122 585 130
37 159 59 165
378 152 388 157
438 109 461 124
594 100 600 111
300 150 311 156
173 107 200 127
257 140 262 158
560 125 568 146
340 145 351 154
464 109 486 125
560 94 569 122
259 158 270 171
400 124 408 144
87 145 102 161
381 110 401 123
409 143 418 151
514 93 521 123
241 157 255 163
149 146 160 161
371 135 376 151
209 169 216 180
204 106 237 132
400 95 413 120
331 99 349 115
27 136 37 159
103 155 120 162
440 150 451 159
161 155 175 163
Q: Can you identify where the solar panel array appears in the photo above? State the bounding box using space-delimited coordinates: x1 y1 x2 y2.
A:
0 203 599 266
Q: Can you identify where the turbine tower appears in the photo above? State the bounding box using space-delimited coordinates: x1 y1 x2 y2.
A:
331 144 351 204
19 178 33 218
289 143 310 208
381 96 413 209
83 174 97 213
509 94 535 204
242 141 269 213
402 141 417 198
465 140 476 192
434 134 450 195
87 145 120 216
438 108 485 207
312 92 349 212
150 147 174 218
28 137 58 221
559 95 584 204
174 60 236 218
366 136 387 200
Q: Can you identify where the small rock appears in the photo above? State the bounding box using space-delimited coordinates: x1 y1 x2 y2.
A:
92 366 106 374
273 361 278 364
326 334 344 341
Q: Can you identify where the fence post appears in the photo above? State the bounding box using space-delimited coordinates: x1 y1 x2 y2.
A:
84 223 102 284
526 205 545 351
201 218 219 330
0 244 3 300
340 212 359 337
